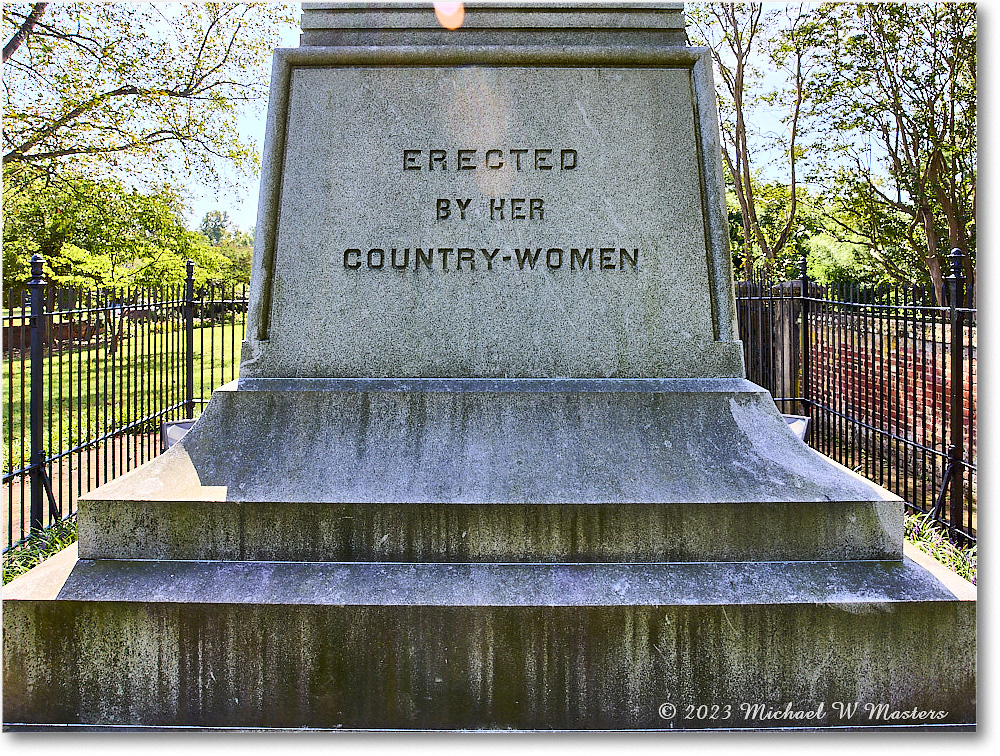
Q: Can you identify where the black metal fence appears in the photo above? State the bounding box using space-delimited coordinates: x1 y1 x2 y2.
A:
4 250 977 553
3 255 247 552
737 250 976 543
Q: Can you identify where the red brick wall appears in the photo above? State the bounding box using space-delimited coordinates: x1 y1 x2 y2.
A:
806 323 977 458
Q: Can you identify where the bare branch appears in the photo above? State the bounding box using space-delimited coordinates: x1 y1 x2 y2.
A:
3 2 47 62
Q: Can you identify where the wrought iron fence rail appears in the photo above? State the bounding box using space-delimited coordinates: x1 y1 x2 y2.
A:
736 250 976 543
3 295 192 318
4 252 977 551
3 257 247 553
799 397 953 461
1 399 191 485
802 297 950 314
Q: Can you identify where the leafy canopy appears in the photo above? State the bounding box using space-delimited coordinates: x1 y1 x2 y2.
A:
809 2 976 300
197 209 254 285
3 173 232 290
2 2 295 193
690 2 975 297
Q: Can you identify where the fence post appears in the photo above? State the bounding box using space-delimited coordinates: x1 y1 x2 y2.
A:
28 253 46 533
184 259 196 418
797 255 810 417
946 249 966 535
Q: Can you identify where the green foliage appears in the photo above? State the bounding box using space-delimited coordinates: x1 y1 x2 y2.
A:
3 2 296 193
804 233 917 288
215 240 253 286
3 3 279 291
809 3 976 299
728 178 830 280
2 173 234 290
199 210 232 246
904 514 977 586
3 516 78 585
804 235 869 287
688 4 822 274
197 210 253 285
692 3 975 292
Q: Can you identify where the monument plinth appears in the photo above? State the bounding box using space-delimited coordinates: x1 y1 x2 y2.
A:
4 2 975 730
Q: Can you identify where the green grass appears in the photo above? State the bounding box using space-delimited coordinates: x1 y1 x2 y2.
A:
904 513 977 585
2 316 978 588
3 319 243 473
3 516 78 584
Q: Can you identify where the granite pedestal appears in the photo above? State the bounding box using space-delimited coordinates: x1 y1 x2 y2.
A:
3 2 975 730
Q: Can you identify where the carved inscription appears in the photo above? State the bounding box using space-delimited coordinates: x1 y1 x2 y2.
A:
341 146 642 273
343 247 639 271
437 198 545 221
403 148 578 171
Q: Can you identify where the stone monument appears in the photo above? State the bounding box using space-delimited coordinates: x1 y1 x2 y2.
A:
4 2 975 730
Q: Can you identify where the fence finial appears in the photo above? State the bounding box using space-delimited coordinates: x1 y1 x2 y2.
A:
947 249 965 281
29 252 46 284
798 255 808 281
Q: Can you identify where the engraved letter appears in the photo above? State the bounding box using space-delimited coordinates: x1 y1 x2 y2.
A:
490 198 505 220
485 149 504 169
438 248 452 270
391 248 410 269
534 149 553 170
481 248 501 270
514 248 542 270
529 198 544 220
547 248 564 269
511 199 526 220
509 149 527 170
570 248 593 270
458 149 477 170
429 150 447 170
344 249 362 269
457 248 476 270
368 249 385 269
403 150 421 170
600 248 616 269
560 149 578 170
415 248 433 269
436 198 451 220
620 248 639 269
456 198 472 220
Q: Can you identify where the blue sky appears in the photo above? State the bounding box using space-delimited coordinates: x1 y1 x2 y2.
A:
183 15 300 233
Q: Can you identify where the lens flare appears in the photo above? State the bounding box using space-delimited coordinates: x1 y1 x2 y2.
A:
434 2 465 30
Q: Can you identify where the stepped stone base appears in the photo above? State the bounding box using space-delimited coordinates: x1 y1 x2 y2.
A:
3 544 975 730
78 380 902 563
3 381 974 730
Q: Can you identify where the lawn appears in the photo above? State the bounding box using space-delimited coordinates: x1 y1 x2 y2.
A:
3 319 244 475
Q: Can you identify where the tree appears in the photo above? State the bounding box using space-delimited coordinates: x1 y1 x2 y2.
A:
2 2 294 194
198 209 254 285
810 3 976 303
2 173 231 291
688 3 820 276
199 210 232 246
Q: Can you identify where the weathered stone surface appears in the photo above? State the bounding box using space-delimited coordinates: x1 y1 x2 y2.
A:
242 46 741 380
88 380 879 506
3 544 976 730
3 543 972 606
77 379 901 562
79 498 901 563
298 1 688 47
